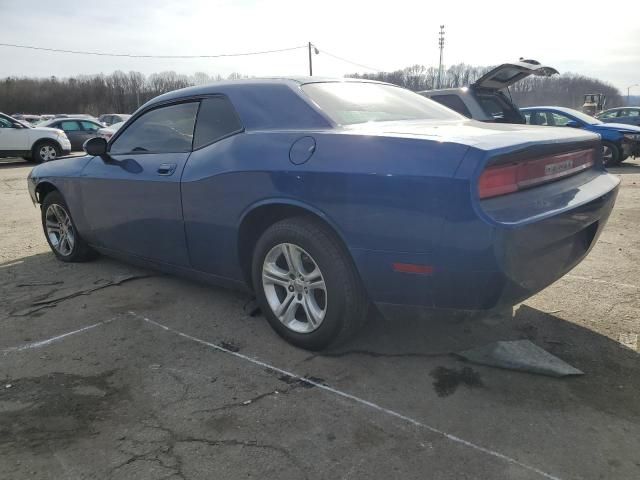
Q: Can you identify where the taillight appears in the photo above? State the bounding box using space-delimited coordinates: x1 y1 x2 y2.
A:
478 148 595 199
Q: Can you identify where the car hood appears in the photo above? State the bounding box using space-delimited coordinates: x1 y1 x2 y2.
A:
590 122 640 133
342 119 598 151
472 60 559 91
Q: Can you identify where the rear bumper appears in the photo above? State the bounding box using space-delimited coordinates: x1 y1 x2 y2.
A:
358 171 619 312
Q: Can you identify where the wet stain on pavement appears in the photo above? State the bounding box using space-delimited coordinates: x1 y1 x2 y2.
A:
430 366 483 397
0 371 123 451
220 341 240 352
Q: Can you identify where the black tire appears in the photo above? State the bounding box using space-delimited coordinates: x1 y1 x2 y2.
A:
602 141 621 167
41 191 97 262
251 216 368 350
32 140 61 163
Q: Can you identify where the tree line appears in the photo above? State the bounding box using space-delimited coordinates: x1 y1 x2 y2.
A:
0 64 623 115
0 71 243 115
349 63 623 109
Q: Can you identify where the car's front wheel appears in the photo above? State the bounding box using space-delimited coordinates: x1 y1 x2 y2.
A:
32 140 61 163
602 141 621 167
41 191 97 262
252 217 368 350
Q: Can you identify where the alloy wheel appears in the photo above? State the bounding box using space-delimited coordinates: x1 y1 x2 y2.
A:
40 145 57 161
45 204 75 256
262 243 327 333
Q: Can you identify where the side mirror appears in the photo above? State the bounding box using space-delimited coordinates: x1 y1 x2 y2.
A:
83 136 108 156
566 120 580 128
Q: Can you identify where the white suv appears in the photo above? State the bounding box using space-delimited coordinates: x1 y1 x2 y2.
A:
0 112 71 162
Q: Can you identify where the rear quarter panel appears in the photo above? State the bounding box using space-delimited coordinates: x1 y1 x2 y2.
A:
180 130 469 288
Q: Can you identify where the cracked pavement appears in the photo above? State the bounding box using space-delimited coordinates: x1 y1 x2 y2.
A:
1 158 639 479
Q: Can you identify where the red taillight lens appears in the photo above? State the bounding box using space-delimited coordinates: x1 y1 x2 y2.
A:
478 148 595 199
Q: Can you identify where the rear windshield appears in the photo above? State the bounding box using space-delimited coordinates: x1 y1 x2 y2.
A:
301 82 463 125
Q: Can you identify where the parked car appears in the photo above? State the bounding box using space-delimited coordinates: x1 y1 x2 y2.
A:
13 114 42 125
28 78 619 350
419 59 558 124
521 106 640 165
596 107 640 127
39 117 104 151
0 112 71 162
96 121 125 141
98 114 131 126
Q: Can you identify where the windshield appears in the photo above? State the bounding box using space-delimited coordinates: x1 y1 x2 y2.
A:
301 82 463 125
565 108 602 125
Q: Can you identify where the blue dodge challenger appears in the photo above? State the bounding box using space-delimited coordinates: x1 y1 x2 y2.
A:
28 78 620 349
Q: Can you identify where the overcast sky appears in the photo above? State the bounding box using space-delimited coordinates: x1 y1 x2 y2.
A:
1 0 639 92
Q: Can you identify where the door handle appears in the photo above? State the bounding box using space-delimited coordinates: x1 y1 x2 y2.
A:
157 163 177 176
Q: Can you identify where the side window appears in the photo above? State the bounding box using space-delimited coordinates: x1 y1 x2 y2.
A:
60 120 81 131
626 109 640 117
523 112 532 124
429 95 472 118
193 97 243 149
551 113 572 126
529 111 548 126
110 102 199 154
599 110 618 119
81 121 100 132
0 116 13 128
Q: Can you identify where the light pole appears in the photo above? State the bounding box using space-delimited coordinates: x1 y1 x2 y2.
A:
627 84 639 106
437 25 445 89
308 42 319 76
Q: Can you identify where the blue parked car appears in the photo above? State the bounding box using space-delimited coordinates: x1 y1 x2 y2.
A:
521 106 640 166
28 78 619 350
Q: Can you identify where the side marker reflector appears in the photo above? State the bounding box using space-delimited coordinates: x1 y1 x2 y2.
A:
392 263 434 275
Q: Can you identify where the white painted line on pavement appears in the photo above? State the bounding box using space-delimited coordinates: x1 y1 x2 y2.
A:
565 274 638 289
130 310 563 480
2 317 116 354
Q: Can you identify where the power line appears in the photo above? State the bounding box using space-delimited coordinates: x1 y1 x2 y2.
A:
0 42 306 59
314 47 383 72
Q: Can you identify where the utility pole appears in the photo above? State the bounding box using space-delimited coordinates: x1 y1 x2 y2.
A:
627 84 639 106
437 25 445 89
308 42 313 76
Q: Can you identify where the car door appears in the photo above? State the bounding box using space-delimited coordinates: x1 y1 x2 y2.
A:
79 101 199 266
79 120 101 147
0 114 30 152
617 109 640 126
180 96 244 277
57 120 85 150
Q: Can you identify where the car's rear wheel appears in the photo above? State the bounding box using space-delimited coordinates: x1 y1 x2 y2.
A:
41 191 97 262
32 140 61 163
252 216 368 350
602 141 621 167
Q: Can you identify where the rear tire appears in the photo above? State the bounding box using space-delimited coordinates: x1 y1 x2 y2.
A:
32 140 61 163
602 141 621 167
252 216 368 350
41 191 97 262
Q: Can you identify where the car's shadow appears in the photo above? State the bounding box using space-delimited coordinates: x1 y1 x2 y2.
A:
2 250 638 422
0 158 32 169
609 159 640 174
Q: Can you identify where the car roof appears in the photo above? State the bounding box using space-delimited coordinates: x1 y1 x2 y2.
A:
146 76 391 104
520 106 578 114
418 87 473 95
40 117 102 125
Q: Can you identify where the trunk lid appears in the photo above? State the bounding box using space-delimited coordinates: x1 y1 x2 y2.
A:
472 60 558 91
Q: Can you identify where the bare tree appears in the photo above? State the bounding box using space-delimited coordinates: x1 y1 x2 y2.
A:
349 65 623 109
